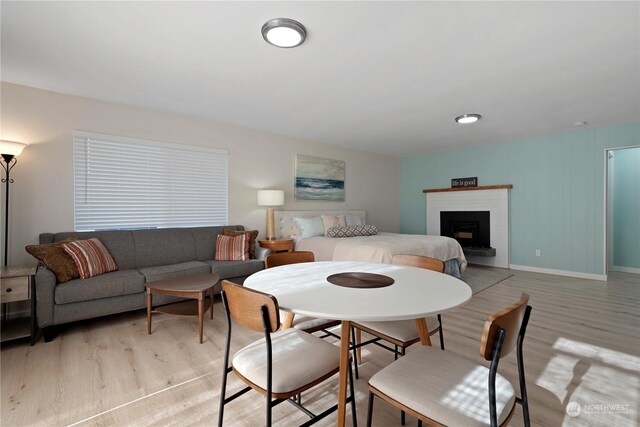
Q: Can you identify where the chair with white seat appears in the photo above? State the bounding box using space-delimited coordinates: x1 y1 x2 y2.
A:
265 251 341 335
351 255 446 378
218 280 357 427
366 293 532 427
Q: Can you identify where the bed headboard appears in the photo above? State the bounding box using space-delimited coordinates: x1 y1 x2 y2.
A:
275 210 367 238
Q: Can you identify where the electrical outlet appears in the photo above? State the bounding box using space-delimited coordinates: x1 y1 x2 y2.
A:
535 249 541 257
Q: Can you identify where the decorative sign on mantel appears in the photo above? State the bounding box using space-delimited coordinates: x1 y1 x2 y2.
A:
451 177 478 188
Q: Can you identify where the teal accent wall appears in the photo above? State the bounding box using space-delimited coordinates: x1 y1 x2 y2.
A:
612 147 640 269
400 122 640 275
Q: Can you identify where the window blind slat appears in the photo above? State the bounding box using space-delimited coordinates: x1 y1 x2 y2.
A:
73 132 228 231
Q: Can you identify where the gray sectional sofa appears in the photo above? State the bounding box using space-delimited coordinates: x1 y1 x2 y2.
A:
35 226 268 341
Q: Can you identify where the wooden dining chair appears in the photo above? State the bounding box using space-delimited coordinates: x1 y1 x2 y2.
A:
351 255 446 378
218 281 357 427
366 293 532 427
264 250 315 268
265 251 341 335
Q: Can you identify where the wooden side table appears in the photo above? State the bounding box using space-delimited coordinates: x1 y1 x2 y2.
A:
1 266 38 345
259 238 294 253
146 274 219 343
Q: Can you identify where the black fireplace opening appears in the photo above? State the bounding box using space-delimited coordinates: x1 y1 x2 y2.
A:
440 211 491 249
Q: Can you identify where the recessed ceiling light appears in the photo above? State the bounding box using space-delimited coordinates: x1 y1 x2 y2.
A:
574 121 588 126
455 113 482 124
262 18 306 48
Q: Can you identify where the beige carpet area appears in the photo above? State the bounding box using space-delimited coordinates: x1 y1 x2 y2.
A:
461 265 514 294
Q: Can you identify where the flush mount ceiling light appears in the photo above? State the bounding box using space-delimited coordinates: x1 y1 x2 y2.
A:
262 18 306 48
455 113 482 124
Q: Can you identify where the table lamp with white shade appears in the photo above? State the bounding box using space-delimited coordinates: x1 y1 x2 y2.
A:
1 140 28 266
257 190 284 240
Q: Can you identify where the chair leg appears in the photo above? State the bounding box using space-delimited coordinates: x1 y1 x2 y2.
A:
366 391 375 427
356 328 362 364
349 359 358 427
217 369 227 427
517 324 531 427
219 292 232 427
266 393 272 427
438 314 445 350
399 346 406 425
351 326 360 380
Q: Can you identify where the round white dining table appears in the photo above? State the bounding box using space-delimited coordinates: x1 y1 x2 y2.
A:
243 261 472 427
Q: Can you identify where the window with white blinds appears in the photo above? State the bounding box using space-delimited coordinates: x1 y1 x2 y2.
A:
73 131 228 231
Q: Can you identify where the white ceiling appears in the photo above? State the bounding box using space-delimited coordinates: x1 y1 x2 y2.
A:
2 1 639 157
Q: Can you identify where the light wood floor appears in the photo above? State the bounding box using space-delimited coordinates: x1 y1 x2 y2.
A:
1 269 638 426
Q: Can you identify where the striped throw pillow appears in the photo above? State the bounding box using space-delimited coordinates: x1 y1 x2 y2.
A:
62 238 119 279
214 234 250 261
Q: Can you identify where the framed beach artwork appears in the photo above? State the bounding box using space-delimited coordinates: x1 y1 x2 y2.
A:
295 155 345 201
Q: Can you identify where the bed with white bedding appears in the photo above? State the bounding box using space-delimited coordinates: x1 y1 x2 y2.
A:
274 210 467 274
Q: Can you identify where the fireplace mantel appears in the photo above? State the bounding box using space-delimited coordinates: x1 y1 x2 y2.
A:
423 185 512 193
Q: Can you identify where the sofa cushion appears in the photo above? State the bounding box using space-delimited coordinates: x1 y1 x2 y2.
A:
55 269 145 304
62 238 119 279
205 259 264 280
25 237 79 283
139 261 211 282
132 228 197 268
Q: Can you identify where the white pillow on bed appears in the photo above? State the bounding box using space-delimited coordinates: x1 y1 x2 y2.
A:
292 217 324 238
345 214 364 227
321 214 347 236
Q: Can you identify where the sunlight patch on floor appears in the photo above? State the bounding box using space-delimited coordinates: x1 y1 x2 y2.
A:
535 353 579 402
553 337 640 372
562 363 637 426
535 337 639 427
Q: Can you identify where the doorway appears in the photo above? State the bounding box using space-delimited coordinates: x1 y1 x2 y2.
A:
605 146 640 275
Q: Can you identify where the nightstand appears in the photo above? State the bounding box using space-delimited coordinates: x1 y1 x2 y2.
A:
259 238 294 253
1 266 38 345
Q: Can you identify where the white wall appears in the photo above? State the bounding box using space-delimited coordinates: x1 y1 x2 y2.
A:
1 82 400 266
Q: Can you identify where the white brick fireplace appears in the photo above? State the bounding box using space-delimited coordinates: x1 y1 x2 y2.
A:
425 185 511 268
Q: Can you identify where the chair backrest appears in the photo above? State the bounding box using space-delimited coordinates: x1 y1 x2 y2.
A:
265 251 315 268
221 280 280 333
479 293 530 360
392 254 445 273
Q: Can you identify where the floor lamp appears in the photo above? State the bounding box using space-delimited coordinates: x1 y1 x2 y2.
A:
257 189 284 240
1 140 28 266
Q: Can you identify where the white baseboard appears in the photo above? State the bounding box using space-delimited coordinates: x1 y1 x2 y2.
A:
509 264 607 281
610 266 640 275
